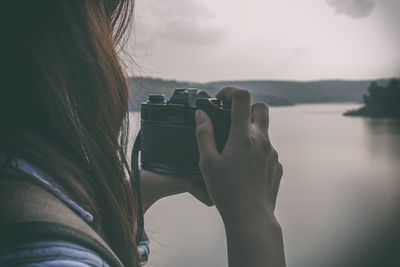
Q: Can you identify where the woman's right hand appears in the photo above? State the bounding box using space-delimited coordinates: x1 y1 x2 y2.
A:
195 86 282 221
195 87 286 267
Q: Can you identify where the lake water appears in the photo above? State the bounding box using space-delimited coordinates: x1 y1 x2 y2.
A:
131 103 400 267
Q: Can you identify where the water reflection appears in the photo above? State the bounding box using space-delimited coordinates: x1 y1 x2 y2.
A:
132 104 400 267
363 118 400 164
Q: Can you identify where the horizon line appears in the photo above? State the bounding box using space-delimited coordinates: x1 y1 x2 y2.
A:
129 76 398 84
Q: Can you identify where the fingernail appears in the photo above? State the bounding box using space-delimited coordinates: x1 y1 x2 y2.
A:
195 110 204 124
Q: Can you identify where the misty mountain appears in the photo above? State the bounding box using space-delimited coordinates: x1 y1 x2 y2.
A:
129 77 392 111
207 79 391 104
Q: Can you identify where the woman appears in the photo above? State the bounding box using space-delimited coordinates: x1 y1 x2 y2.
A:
0 1 285 266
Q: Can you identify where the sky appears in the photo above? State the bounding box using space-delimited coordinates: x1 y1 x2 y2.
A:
125 0 400 82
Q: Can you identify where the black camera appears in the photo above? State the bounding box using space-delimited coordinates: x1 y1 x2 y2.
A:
139 88 231 176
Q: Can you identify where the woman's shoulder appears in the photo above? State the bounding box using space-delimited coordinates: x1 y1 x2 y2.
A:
0 177 123 267
0 157 94 227
0 176 77 225
0 239 110 267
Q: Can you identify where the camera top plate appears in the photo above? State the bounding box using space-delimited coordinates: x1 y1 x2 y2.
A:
142 88 231 128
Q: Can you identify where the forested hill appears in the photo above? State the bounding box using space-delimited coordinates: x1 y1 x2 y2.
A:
207 80 389 103
344 79 400 119
128 77 391 111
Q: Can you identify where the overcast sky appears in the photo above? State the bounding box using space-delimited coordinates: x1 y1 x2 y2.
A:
126 0 400 82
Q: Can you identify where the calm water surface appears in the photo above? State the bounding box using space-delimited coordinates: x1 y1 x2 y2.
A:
131 103 400 267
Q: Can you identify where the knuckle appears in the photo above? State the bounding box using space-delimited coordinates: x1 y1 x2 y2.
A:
277 162 283 177
261 136 272 152
271 149 279 161
265 141 272 154
240 133 253 147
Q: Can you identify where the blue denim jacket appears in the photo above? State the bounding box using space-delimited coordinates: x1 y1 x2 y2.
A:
0 240 111 267
0 158 150 266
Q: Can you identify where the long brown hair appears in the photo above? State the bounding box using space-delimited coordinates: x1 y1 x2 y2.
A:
0 1 138 266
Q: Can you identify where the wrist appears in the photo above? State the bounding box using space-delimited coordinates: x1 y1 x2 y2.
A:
223 212 281 233
222 209 286 267
218 203 279 230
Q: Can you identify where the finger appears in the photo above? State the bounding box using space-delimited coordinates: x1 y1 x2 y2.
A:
252 102 269 132
216 87 251 131
195 110 219 159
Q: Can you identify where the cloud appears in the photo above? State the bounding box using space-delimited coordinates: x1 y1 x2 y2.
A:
137 0 226 46
157 20 225 45
326 0 377 19
293 46 312 55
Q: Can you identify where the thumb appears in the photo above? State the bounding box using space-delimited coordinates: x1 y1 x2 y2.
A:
195 110 218 159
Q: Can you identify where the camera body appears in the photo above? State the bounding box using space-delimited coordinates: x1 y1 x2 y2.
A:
140 88 231 176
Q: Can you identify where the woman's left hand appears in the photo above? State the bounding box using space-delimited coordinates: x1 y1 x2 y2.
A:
139 169 214 213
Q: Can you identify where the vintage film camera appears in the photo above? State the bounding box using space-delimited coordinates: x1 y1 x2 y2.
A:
139 89 231 176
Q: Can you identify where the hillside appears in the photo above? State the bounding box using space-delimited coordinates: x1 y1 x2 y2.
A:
128 77 293 111
207 80 390 103
128 77 392 111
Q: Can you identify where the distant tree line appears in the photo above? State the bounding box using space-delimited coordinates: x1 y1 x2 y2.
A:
345 79 400 119
128 77 293 111
252 93 294 106
128 77 397 113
